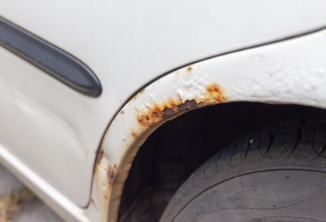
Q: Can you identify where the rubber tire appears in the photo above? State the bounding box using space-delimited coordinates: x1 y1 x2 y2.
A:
160 118 326 222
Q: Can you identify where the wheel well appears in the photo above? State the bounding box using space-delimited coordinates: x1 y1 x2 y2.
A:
118 102 326 221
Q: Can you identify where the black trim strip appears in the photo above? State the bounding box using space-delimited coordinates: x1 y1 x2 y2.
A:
0 17 102 97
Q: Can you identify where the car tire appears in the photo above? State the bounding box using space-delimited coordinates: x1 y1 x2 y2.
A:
160 118 326 222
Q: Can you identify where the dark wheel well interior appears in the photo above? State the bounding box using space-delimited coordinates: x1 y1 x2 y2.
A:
118 102 326 221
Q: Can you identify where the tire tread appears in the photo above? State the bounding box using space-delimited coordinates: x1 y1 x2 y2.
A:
160 117 326 222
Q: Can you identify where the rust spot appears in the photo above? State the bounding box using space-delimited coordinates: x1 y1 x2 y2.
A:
186 66 192 73
120 110 124 114
206 83 226 101
137 108 164 128
176 71 180 75
131 131 138 139
91 198 95 204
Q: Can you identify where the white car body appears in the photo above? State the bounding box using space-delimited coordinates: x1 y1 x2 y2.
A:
1 1 326 221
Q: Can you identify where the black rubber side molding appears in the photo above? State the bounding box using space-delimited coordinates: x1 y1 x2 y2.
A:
0 16 102 97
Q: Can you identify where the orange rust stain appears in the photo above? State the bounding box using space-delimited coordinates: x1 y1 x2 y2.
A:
91 198 95 204
186 66 192 73
137 109 164 128
206 83 226 101
120 110 124 114
176 71 180 75
134 83 226 130
135 99 198 128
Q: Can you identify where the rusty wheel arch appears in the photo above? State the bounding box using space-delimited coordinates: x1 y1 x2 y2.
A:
86 30 326 222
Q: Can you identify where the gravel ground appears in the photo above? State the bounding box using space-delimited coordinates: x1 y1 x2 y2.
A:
0 164 63 222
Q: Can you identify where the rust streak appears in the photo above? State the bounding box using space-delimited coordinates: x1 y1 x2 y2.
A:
133 88 146 100
94 148 104 174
